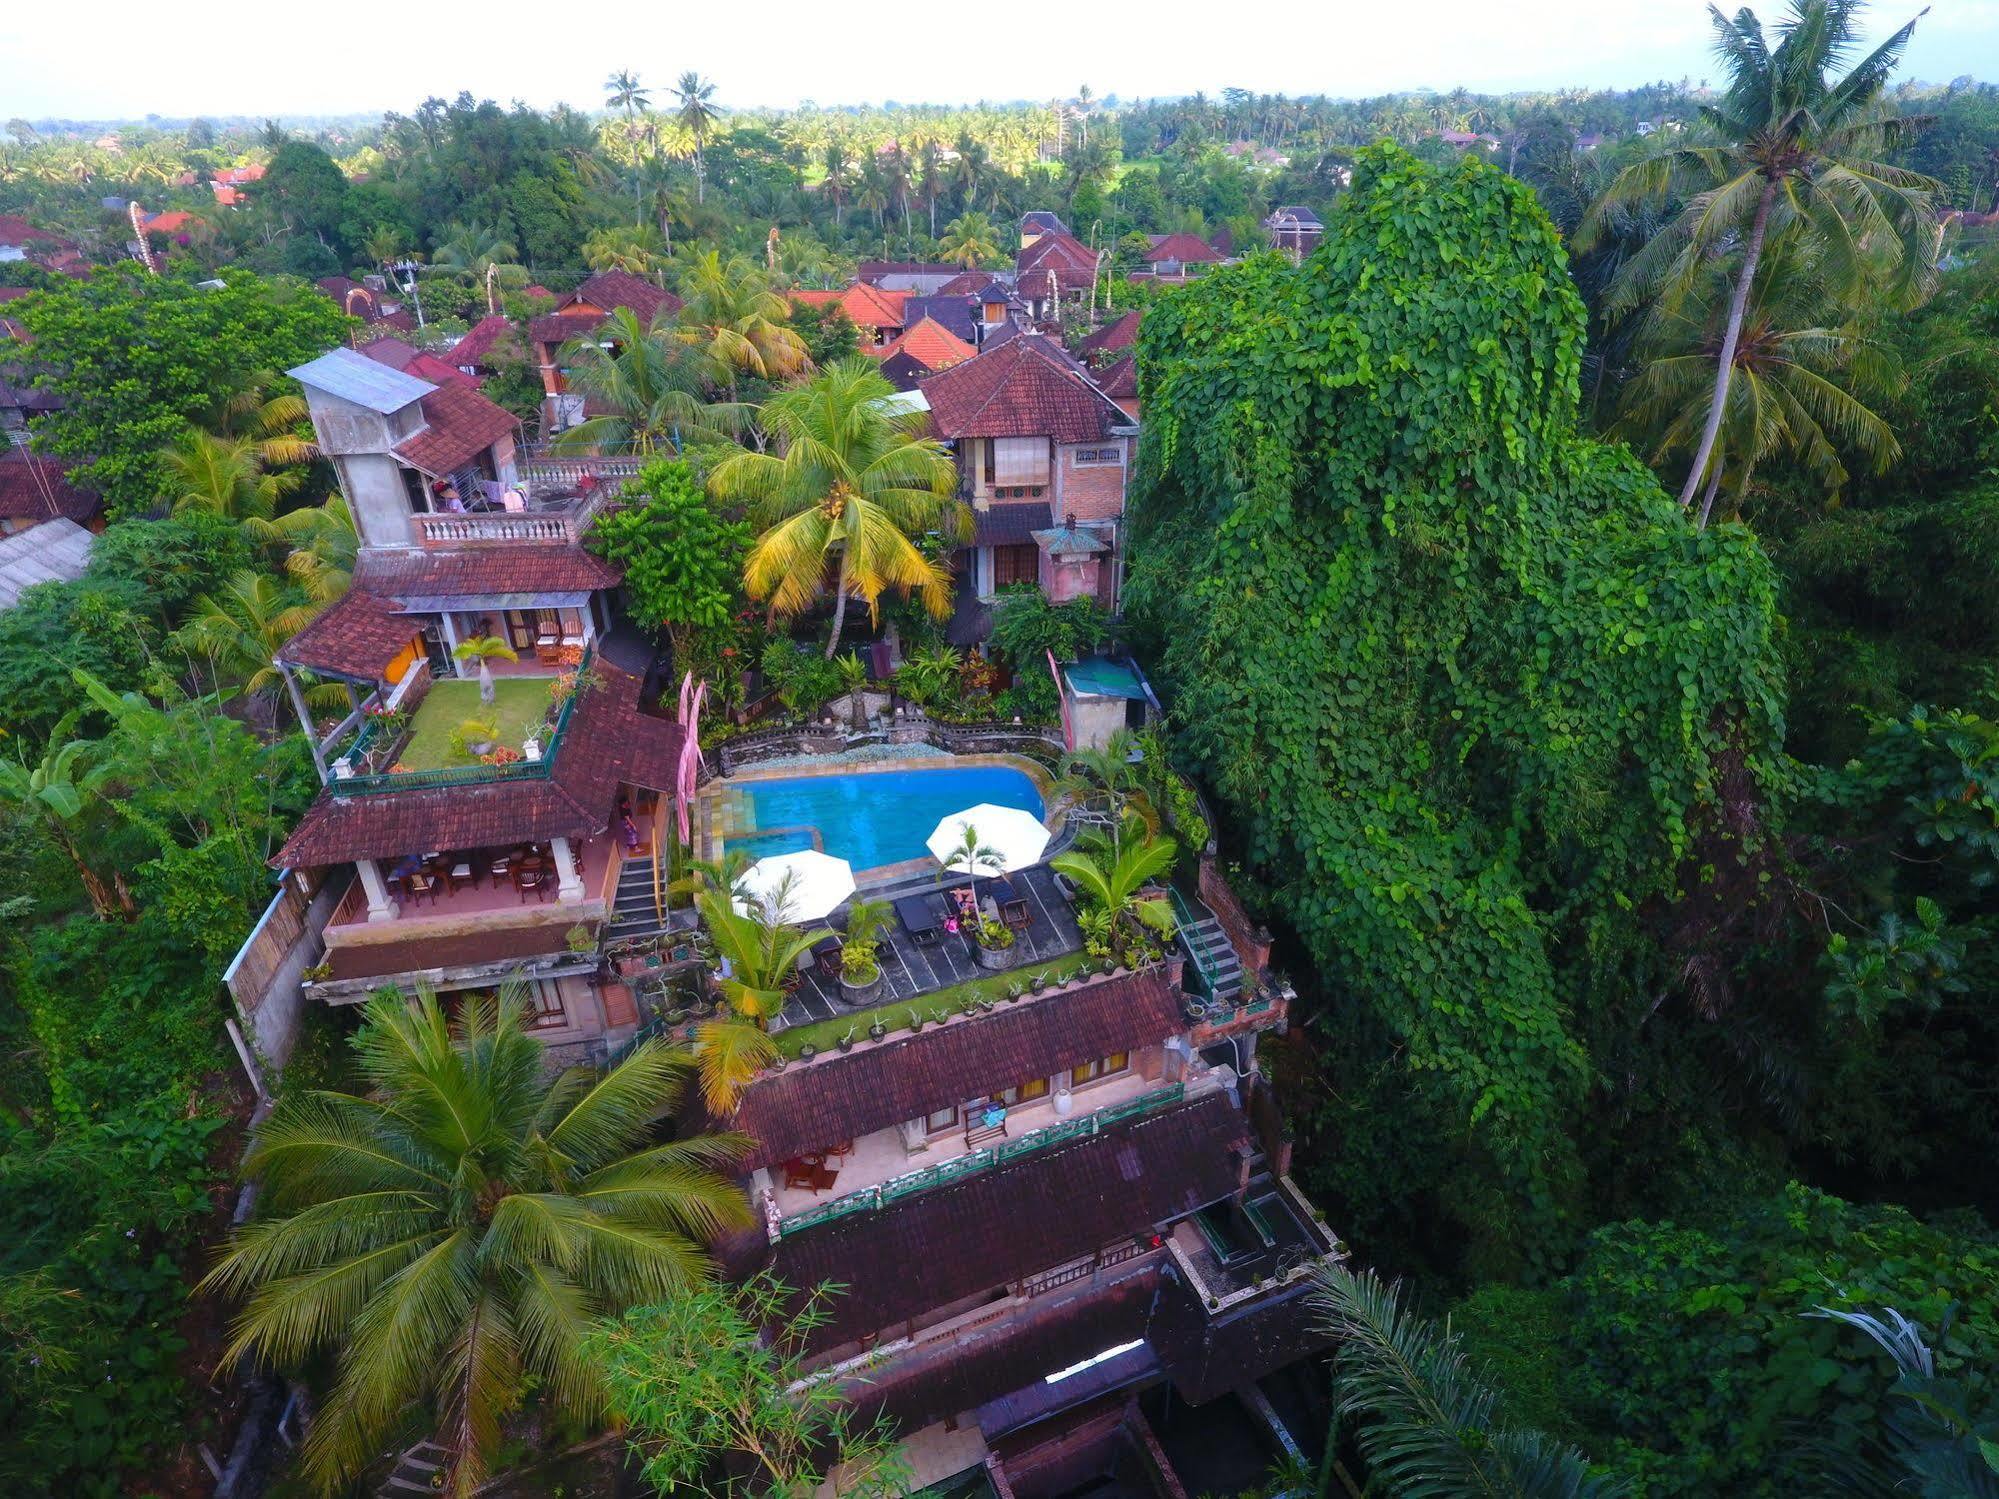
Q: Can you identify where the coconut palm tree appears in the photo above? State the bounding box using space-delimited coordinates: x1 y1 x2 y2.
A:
160 430 303 535
172 570 326 714
937 824 1006 918
822 142 851 228
918 139 946 239
203 983 749 1497
1311 1262 1625 1498
554 307 743 455
0 723 132 919
582 223 668 279
708 359 966 658
606 68 650 118
938 211 1001 268
1579 0 1940 507
673 71 718 202
452 635 518 705
670 248 811 399
269 495 359 605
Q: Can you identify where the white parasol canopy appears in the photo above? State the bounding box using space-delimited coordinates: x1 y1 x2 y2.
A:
732 849 855 922
926 803 1051 875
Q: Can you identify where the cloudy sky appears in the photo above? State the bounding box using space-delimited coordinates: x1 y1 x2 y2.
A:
5 0 1995 121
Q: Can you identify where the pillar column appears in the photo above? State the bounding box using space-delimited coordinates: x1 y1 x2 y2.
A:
356 859 399 922
282 664 327 781
438 610 462 665
551 837 585 903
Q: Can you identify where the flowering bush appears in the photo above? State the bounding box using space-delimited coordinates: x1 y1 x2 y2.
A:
480 745 524 766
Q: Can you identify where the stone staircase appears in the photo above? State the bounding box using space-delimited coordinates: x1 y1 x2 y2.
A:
1177 906 1244 1006
378 1439 448 1496
605 854 674 943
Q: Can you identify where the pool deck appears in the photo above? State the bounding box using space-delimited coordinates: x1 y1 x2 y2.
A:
693 751 1061 891
774 863 1084 1029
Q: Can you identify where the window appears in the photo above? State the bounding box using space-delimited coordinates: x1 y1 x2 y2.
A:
925 1106 959 1135
525 981 567 1030
1070 1053 1129 1087
993 1077 1050 1107
993 543 1040 590
994 436 1051 487
1073 446 1122 467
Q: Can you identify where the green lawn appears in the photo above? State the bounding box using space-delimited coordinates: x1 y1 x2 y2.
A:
399 678 555 770
773 950 1091 1058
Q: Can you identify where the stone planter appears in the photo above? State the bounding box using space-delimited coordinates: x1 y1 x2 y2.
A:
975 940 1014 971
839 970 884 1007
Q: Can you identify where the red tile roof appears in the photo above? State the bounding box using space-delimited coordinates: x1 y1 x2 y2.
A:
0 216 60 246
392 380 520 477
1075 309 1140 362
1097 351 1138 403
353 545 619 599
0 451 101 525
274 662 681 867
143 211 200 234
446 314 522 369
1146 232 1223 265
936 270 1003 297
275 587 420 680
730 967 1186 1170
1018 230 1099 275
357 335 478 390
919 334 1126 443
751 1092 1249 1351
549 270 679 331
876 315 975 373
787 282 908 332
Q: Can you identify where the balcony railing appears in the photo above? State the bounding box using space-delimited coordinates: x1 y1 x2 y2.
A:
409 486 611 547
776 1082 1187 1239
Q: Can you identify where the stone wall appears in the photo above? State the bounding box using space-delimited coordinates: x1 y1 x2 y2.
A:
1198 852 1270 976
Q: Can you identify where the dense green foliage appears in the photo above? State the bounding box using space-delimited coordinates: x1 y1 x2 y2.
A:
588 459 751 663
986 584 1111 721
1127 144 1785 1256
0 268 345 518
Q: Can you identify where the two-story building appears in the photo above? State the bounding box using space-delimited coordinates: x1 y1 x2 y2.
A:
918 333 1136 640
528 270 682 433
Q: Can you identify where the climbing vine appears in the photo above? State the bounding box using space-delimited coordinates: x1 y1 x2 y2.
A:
1124 145 1786 1248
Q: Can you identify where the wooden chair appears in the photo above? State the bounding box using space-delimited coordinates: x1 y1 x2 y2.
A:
444 859 478 895
781 1158 818 1192
405 872 441 907
513 864 550 903
1001 896 1032 932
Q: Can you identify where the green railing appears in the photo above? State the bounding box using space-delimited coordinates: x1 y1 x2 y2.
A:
1168 885 1227 1000
332 648 595 795
778 1082 1187 1238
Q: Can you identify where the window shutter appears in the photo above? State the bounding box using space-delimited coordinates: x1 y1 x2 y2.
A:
993 436 1050 486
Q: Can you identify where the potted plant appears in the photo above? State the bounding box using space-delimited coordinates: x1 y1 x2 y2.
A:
867 1018 888 1042
838 897 890 1006
973 915 1016 970
907 1008 925 1033
836 1024 857 1054
1030 970 1049 993
797 1041 818 1062
563 923 596 955
1053 1084 1074 1118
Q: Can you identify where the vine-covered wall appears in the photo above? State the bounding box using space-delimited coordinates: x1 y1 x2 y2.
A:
1125 144 1787 1247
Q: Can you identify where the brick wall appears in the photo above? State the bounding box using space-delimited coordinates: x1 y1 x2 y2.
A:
1057 441 1128 522
1198 852 1271 975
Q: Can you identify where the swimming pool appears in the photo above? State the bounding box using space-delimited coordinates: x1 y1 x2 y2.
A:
724 763 1047 874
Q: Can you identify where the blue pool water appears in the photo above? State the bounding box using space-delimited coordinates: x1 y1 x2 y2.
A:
734 765 1046 873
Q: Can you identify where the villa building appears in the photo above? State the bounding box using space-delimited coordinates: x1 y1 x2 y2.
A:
787 281 910 349
918 333 1137 639
1016 229 1100 323
1264 206 1325 259
528 269 682 432
1135 233 1224 282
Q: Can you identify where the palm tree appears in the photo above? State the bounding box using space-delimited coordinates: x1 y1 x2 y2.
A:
937 824 1006 917
708 360 967 658
555 307 742 455
1615 241 1902 524
938 211 1001 269
1310 1262 1626 1497
269 495 359 605
1049 816 1177 943
173 571 324 714
430 221 529 308
673 71 718 202
0 724 132 919
452 635 518 705
582 223 667 279
160 430 302 534
203 984 749 1496
695 882 832 1024
822 142 851 228
1579 0 1939 508
1051 728 1144 821
670 249 811 399
918 139 946 239
605 68 650 118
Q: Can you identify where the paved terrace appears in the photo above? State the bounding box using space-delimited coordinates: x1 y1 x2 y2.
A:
776 863 1084 1029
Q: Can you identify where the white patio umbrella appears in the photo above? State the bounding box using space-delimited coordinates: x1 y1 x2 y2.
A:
926 803 1051 875
732 849 855 923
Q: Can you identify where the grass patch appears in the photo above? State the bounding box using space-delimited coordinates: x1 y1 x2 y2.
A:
774 949 1091 1058
400 678 555 770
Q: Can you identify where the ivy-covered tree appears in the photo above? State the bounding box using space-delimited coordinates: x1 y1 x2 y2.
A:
2 268 347 519
1124 144 1787 1260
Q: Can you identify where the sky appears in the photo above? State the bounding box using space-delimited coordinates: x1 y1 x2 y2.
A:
5 0 1997 122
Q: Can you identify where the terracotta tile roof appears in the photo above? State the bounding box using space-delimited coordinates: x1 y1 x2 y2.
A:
1097 352 1137 403
0 216 60 245
1018 230 1099 277
274 587 419 680
528 308 607 348
274 662 681 867
1021 211 1071 237
355 335 422 370
786 282 908 332
1075 310 1140 363
446 315 522 369
392 381 520 476
748 1091 1248 1351
1145 232 1223 265
877 315 975 374
936 270 1003 297
404 351 479 389
567 269 679 324
143 211 201 234
1148 1275 1335 1405
919 334 1126 443
353 546 619 599
0 451 101 524
857 260 959 281
730 967 1185 1170
973 500 1053 547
